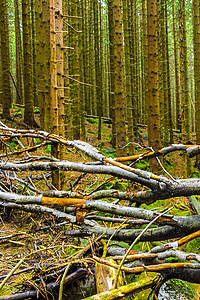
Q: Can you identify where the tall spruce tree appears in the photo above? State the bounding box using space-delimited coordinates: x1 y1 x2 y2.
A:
193 0 200 169
70 0 81 140
14 0 24 105
0 0 12 119
22 0 36 126
108 0 126 156
147 0 161 172
122 0 134 155
172 0 181 131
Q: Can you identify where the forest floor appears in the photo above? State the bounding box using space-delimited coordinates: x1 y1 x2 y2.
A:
0 106 200 299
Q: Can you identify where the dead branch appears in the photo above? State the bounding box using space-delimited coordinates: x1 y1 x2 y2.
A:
0 268 88 300
82 273 160 300
1 124 200 297
112 250 200 263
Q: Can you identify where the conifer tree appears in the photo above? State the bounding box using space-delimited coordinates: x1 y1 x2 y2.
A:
70 0 81 140
0 0 12 119
147 0 161 171
122 0 134 155
193 0 200 169
172 0 181 131
14 0 24 105
22 0 36 126
108 0 126 156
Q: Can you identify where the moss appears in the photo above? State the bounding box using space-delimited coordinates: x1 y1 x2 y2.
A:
126 272 160 300
65 246 77 256
6 140 19 151
14 111 23 118
136 160 150 171
159 279 197 300
111 181 127 192
44 144 51 154
101 147 116 158
86 117 98 125
186 237 200 254
33 107 40 114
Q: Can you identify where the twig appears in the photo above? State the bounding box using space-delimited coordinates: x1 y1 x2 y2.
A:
58 262 72 300
114 207 172 288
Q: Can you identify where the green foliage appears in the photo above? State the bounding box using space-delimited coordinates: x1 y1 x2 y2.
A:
35 138 41 145
189 170 200 178
186 237 200 254
14 111 23 118
33 107 40 114
163 279 196 300
100 181 114 190
86 117 98 125
132 241 151 253
65 246 77 256
136 160 150 171
127 272 159 300
113 241 129 248
0 273 32 297
102 118 112 125
80 238 88 246
101 147 116 158
111 181 127 192
6 140 18 151
171 206 190 216
96 211 116 218
104 134 111 140
45 144 51 154
14 107 23 118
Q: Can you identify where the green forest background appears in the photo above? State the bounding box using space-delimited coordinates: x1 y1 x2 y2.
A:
0 0 199 171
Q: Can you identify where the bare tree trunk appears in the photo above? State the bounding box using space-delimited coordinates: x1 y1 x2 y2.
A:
193 0 200 170
142 0 148 126
22 0 36 127
70 0 81 140
14 0 24 105
165 1 173 144
108 0 126 156
35 0 44 128
122 0 134 155
172 0 181 132
63 0 72 139
108 0 115 143
179 0 191 176
0 0 12 119
147 0 161 172
93 0 102 140
31 0 37 107
79 0 86 138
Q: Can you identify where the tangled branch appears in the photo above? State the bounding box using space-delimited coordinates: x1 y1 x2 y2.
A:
1 124 200 298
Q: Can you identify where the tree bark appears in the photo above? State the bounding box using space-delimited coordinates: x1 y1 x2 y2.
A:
147 0 161 172
22 0 36 127
14 0 24 105
0 0 12 119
